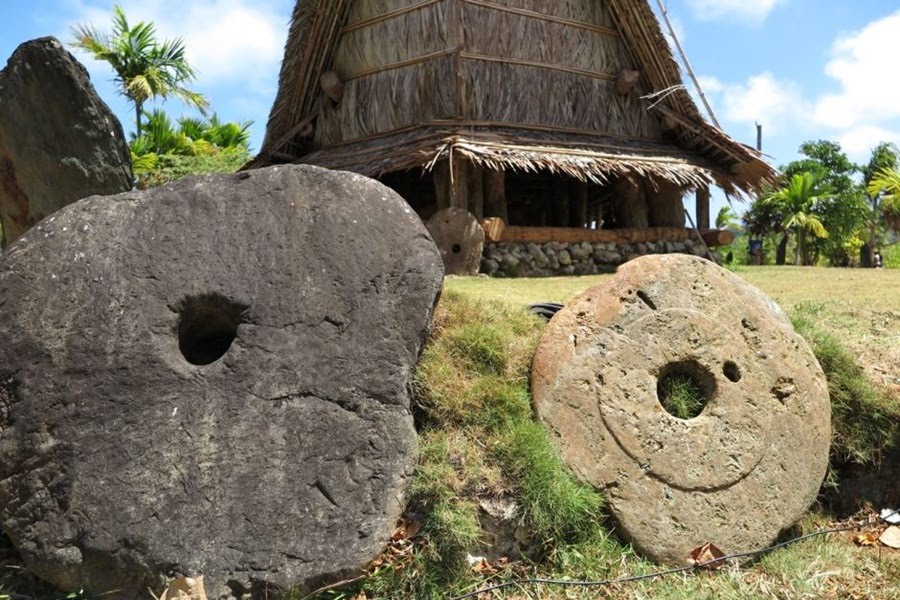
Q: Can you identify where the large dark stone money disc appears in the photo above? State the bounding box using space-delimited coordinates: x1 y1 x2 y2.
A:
532 254 830 565
0 165 443 598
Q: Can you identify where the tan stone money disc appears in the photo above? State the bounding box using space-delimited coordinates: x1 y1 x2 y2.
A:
532 254 830 564
426 207 485 275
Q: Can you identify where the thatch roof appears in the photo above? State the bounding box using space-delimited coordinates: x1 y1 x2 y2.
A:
252 0 776 196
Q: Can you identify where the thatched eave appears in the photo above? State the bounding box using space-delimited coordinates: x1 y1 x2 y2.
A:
296 126 753 197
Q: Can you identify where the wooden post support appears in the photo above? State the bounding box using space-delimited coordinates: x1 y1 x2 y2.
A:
551 182 570 227
696 186 711 230
450 153 468 209
466 161 485 219
569 180 588 228
483 168 508 223
434 160 451 211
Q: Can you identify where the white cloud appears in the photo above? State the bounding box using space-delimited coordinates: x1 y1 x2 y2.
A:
813 10 900 129
701 72 809 136
838 126 900 160
67 0 289 86
685 0 785 23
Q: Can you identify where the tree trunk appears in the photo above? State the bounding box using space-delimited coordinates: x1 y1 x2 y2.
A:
776 234 788 265
135 101 143 137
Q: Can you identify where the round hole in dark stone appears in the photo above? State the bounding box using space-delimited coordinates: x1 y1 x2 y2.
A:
177 294 246 366
656 360 715 420
451 244 463 254
723 361 742 383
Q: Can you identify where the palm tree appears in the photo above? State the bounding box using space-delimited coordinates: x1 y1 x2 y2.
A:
764 173 830 266
868 167 900 232
71 5 208 136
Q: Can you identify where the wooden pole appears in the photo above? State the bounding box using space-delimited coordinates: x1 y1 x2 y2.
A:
570 180 588 228
655 0 721 129
434 160 451 210
450 153 468 209
466 162 485 218
551 182 570 227
696 186 711 230
484 168 508 222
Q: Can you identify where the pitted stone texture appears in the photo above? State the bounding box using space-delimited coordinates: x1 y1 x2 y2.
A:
0 165 443 598
532 254 830 565
426 208 485 276
0 37 132 246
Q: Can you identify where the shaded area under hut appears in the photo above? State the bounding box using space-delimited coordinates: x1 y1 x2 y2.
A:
250 0 776 275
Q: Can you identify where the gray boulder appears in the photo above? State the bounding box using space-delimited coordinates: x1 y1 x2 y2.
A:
0 36 132 247
0 165 443 598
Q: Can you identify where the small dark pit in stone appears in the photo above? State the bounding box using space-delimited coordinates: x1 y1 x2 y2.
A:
723 361 742 382
451 244 462 254
177 294 247 366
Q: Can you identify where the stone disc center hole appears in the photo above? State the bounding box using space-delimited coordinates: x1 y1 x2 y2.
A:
177 294 246 366
657 361 714 420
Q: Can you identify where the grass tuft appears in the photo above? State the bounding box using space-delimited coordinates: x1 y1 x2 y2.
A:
657 372 708 420
792 308 900 466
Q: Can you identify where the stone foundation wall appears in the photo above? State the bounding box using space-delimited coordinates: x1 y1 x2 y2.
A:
481 239 719 277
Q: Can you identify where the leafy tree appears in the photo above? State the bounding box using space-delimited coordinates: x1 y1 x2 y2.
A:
763 173 830 266
744 185 790 265
715 206 740 231
779 141 865 266
71 5 208 136
868 167 900 233
860 143 900 264
128 109 253 188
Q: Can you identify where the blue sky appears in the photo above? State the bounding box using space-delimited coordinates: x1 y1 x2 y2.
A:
2 0 899 218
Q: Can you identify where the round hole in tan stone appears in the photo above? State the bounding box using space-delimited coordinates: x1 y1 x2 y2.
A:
451 244 462 254
177 294 246 366
656 360 715 420
724 361 742 383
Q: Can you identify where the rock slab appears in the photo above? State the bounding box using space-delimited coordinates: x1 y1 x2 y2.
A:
532 254 830 565
0 36 132 246
0 165 443 598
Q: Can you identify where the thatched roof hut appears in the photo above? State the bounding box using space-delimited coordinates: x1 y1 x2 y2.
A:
252 0 775 236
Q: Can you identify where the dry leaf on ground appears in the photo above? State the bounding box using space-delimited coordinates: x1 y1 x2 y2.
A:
687 542 726 570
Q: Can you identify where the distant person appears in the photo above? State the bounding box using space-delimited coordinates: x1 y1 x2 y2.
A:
873 250 884 269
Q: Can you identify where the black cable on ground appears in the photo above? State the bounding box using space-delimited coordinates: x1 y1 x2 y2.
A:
450 509 899 600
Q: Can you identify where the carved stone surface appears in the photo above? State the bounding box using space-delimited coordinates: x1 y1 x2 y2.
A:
426 207 485 276
0 37 132 246
532 254 830 565
0 165 443 598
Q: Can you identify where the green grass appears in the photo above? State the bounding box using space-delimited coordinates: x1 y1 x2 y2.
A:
657 371 708 420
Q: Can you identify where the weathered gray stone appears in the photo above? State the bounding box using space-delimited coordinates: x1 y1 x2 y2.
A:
532 254 830 565
0 165 443 598
426 207 484 276
0 37 132 247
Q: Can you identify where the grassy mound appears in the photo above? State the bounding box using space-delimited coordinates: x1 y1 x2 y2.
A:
319 290 900 600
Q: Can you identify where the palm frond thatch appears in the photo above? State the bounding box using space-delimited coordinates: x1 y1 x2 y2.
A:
254 0 776 196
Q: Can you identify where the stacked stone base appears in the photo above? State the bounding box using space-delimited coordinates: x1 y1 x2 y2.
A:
481 239 718 277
